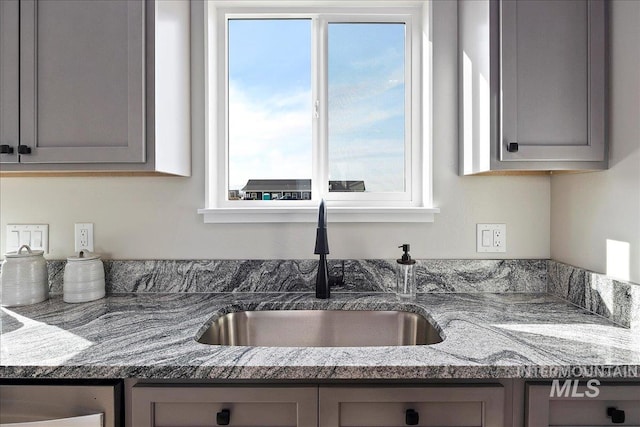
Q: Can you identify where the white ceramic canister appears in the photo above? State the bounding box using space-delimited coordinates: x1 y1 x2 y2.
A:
63 251 106 303
0 245 49 307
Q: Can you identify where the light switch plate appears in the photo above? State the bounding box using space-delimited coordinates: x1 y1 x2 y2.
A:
6 224 49 253
477 223 506 253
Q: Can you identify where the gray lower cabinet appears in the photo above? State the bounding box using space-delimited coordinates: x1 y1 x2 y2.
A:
130 385 318 427
130 384 504 427
459 0 607 175
0 0 190 175
0 382 122 426
319 386 504 427
526 383 640 427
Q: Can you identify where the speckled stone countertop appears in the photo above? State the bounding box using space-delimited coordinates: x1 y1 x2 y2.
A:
1 292 639 380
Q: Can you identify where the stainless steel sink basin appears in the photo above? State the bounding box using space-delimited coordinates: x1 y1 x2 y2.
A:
197 310 443 347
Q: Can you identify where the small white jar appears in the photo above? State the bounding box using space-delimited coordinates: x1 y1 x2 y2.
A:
63 251 105 303
0 245 49 307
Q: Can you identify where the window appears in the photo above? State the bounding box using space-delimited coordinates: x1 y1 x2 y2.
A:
200 2 438 223
228 19 312 200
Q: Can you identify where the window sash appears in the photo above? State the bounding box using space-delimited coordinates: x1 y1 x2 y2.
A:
213 6 424 209
320 16 414 202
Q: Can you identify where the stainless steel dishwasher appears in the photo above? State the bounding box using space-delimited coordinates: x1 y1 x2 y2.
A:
0 380 122 427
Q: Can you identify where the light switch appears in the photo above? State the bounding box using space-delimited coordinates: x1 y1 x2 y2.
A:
482 230 492 247
33 231 43 247
20 231 31 246
8 231 20 250
5 224 49 253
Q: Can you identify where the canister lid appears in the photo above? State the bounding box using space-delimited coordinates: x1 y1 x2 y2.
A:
5 245 44 258
67 250 101 262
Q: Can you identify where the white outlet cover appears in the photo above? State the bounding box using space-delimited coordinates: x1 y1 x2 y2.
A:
74 223 94 253
476 224 507 253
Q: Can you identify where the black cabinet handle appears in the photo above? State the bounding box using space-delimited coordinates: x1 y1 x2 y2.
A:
18 145 32 155
607 407 625 424
507 142 519 153
405 409 419 425
216 409 231 425
0 145 14 154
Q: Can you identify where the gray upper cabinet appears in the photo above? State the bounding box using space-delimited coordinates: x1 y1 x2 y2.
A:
19 0 145 165
0 0 190 175
459 0 607 175
0 0 19 164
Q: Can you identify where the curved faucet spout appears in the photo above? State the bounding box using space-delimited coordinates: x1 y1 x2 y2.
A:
317 199 326 228
315 200 330 298
314 200 329 255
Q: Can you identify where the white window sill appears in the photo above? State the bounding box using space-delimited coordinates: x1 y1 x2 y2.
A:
197 206 440 223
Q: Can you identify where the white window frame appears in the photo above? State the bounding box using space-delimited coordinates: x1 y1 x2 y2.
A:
199 1 439 223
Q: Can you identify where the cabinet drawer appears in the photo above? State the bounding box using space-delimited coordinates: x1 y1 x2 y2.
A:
337 401 481 426
154 402 299 427
527 383 640 427
319 385 504 427
131 385 317 427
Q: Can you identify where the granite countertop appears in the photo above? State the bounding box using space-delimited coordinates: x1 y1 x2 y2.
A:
1 292 639 380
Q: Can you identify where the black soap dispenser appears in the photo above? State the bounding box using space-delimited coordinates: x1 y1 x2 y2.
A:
397 244 416 299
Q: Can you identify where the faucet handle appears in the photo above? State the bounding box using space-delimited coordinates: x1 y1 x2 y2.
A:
328 260 345 287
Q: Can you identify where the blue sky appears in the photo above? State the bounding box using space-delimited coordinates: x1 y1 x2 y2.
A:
228 19 405 193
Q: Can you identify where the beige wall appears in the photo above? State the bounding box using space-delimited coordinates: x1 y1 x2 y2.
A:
551 0 640 283
0 1 551 260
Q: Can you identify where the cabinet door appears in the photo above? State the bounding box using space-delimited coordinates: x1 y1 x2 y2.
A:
500 0 606 162
131 385 318 427
319 385 504 427
527 382 640 427
0 0 19 164
18 0 145 164
0 383 121 427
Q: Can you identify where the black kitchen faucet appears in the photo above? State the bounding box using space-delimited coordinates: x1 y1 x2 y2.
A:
314 199 330 299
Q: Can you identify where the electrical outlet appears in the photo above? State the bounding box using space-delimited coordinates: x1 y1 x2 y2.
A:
74 223 94 252
477 224 506 253
494 229 504 248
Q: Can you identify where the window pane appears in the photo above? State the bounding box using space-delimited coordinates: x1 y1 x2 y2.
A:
228 19 312 201
328 23 406 193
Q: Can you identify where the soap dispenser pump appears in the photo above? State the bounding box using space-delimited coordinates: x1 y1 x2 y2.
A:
396 244 416 299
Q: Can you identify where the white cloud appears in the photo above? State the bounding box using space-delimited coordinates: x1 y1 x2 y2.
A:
227 62 406 193
327 65 406 192
328 66 405 135
329 137 405 192
228 82 312 190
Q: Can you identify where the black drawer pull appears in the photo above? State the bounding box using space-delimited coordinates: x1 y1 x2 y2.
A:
18 145 32 155
507 142 519 153
0 145 14 154
216 409 231 425
406 408 419 425
607 407 625 424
